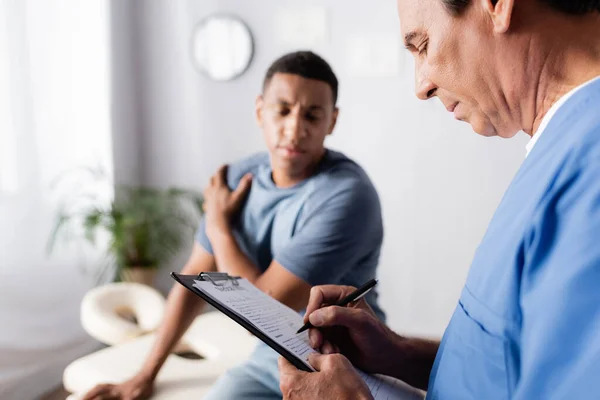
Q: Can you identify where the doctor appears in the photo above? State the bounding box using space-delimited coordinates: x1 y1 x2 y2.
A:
278 0 600 399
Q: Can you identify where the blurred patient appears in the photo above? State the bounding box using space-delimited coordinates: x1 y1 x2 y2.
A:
82 51 385 400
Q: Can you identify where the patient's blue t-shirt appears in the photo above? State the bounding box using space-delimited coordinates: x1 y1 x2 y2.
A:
195 149 385 320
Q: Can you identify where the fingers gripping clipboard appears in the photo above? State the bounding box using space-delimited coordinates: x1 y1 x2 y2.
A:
171 272 424 399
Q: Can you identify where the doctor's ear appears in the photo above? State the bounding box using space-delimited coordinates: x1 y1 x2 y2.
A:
479 0 515 33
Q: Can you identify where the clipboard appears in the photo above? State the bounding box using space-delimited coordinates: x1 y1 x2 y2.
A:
172 272 425 399
171 271 313 372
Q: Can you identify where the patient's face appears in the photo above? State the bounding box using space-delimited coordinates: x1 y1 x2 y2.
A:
397 0 520 138
257 73 338 184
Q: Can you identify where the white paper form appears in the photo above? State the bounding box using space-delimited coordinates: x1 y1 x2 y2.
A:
193 278 424 399
194 278 316 370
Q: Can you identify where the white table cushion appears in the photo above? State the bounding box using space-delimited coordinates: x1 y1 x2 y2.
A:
64 312 257 399
80 283 166 346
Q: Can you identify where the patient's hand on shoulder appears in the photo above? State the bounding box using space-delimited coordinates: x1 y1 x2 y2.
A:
81 372 153 400
203 165 252 237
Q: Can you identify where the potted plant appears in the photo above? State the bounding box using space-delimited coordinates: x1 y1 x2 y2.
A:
48 167 203 286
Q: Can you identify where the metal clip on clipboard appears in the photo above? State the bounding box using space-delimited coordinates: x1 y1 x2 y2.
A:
198 272 240 287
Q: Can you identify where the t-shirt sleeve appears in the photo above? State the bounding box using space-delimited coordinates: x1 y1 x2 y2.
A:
274 182 383 286
513 157 600 399
195 216 213 254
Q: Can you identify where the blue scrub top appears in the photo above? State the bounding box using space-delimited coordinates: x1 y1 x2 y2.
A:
428 78 600 399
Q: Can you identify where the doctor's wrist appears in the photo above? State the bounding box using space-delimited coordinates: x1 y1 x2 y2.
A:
377 329 409 378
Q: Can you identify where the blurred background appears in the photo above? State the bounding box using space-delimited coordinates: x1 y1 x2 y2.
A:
0 0 528 398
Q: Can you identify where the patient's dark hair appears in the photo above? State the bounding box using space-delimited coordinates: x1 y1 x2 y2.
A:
263 51 339 105
442 0 600 15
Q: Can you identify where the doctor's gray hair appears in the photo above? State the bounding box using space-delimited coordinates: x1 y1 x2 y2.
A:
442 0 600 15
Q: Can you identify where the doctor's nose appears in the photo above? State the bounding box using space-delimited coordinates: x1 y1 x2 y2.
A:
415 67 437 101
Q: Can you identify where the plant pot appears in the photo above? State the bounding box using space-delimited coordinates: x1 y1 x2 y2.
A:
120 267 158 287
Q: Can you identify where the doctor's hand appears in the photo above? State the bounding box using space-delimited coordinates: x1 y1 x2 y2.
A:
278 354 373 400
304 285 402 375
203 165 252 237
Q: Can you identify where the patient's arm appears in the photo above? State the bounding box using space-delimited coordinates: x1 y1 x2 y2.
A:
254 261 313 311
210 229 312 310
204 165 312 310
147 225 311 379
82 243 216 400
138 243 217 380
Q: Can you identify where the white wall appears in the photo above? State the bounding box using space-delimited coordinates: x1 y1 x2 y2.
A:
113 0 529 337
110 0 142 186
